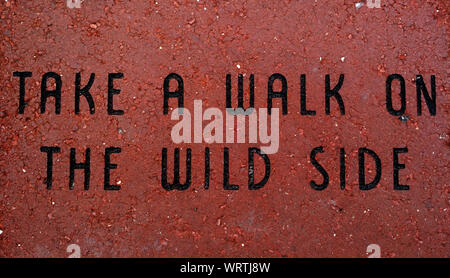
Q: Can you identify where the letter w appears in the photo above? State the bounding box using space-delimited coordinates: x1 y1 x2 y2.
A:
161 148 191 190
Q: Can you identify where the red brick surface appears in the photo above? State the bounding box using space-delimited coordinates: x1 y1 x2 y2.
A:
0 0 448 257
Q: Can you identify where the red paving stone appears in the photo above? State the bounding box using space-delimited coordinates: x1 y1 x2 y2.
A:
0 0 448 257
